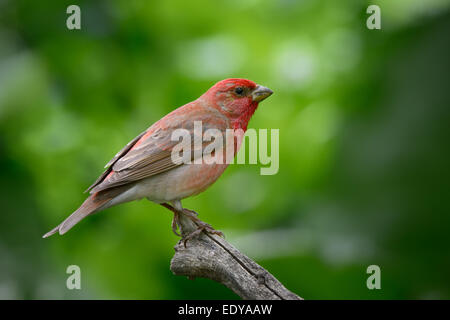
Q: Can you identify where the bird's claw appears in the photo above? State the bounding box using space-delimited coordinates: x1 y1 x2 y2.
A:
181 208 199 216
171 212 181 237
161 203 224 246
180 208 224 246
182 221 224 247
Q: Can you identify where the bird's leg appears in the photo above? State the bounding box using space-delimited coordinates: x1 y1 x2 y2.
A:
160 203 181 236
162 200 224 246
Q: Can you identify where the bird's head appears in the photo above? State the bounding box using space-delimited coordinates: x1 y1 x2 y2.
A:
201 78 273 130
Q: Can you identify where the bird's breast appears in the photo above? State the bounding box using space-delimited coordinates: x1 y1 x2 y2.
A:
134 162 229 203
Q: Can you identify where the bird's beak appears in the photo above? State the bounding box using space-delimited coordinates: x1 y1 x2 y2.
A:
252 85 273 102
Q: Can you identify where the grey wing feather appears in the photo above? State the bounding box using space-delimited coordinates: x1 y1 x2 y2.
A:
85 130 146 193
104 130 147 169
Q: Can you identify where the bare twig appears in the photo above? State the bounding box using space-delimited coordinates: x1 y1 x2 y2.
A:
170 213 302 300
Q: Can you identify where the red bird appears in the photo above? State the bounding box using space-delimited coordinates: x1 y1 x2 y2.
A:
43 78 273 240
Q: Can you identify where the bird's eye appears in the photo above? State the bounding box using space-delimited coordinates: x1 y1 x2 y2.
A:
234 87 244 96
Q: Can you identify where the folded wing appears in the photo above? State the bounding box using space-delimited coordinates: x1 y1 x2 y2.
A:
88 104 229 194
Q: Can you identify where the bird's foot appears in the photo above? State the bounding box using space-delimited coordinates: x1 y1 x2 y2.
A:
181 220 225 247
181 208 224 247
182 208 198 216
160 203 224 245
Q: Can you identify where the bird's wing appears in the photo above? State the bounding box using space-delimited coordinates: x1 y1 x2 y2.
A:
85 130 147 193
87 105 229 194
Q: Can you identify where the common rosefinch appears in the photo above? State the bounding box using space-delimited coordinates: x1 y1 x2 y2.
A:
43 78 273 240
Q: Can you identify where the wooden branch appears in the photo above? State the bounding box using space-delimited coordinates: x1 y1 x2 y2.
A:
170 213 302 300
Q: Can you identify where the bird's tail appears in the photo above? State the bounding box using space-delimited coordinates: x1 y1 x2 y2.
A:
43 186 129 238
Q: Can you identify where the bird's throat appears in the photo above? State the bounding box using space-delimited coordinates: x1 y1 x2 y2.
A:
231 102 258 131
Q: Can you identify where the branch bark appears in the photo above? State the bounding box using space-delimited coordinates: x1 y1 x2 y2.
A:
170 213 302 300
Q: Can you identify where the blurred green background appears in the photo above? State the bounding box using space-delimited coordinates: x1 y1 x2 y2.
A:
1 0 450 299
